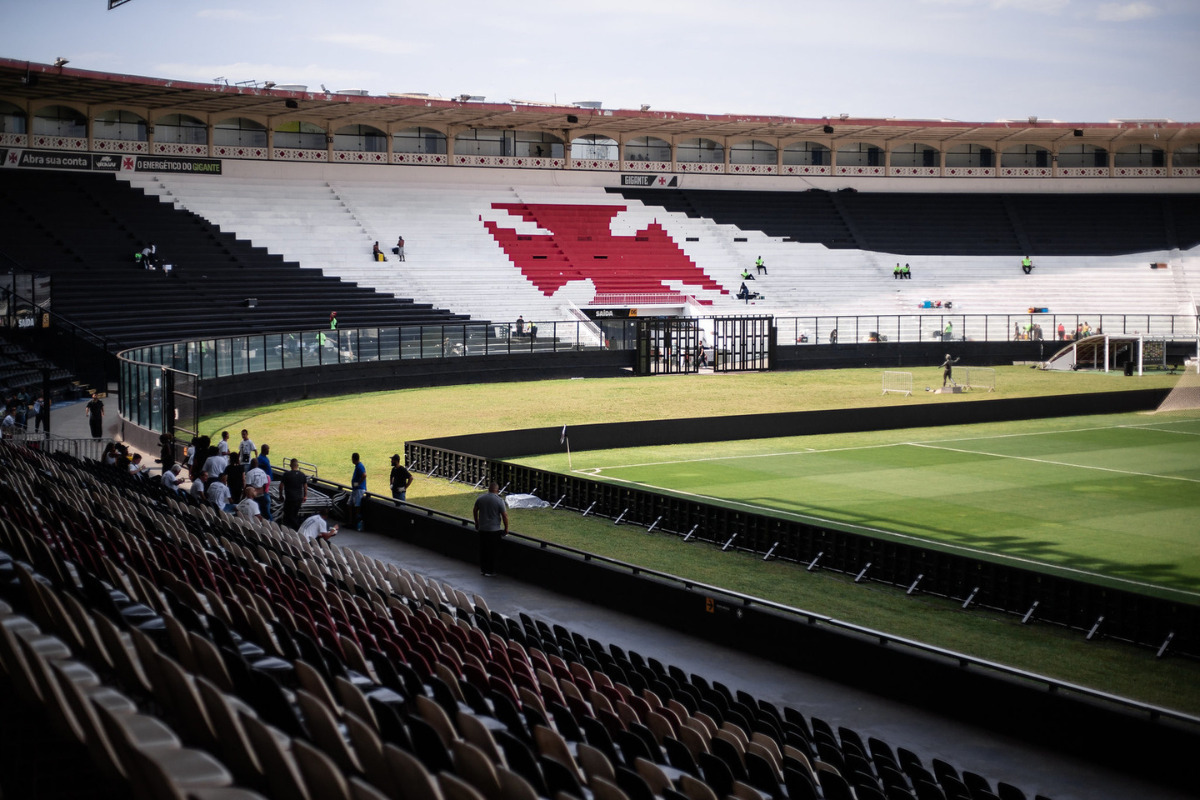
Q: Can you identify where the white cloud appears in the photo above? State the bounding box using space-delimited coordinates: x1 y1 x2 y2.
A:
1096 2 1159 21
314 33 422 56
196 9 257 21
990 0 1072 12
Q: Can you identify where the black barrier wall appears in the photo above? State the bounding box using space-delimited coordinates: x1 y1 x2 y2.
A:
405 388 1200 658
415 387 1171 458
200 350 633 415
341 489 1200 794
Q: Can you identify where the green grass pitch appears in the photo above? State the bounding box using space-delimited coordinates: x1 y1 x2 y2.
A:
517 411 1200 602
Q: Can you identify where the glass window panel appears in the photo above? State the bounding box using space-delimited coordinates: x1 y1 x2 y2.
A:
215 338 233 377
401 327 422 359
392 127 447 154
572 135 617 160
199 340 216 379
782 141 830 166
625 137 671 162
214 117 267 147
302 332 322 368
33 105 87 137
322 331 339 363
93 110 147 141
380 328 400 361
264 334 282 371
282 333 302 369
359 328 379 362
231 336 247 375
247 335 265 372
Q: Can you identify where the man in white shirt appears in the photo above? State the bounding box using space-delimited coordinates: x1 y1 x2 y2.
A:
236 485 262 521
190 470 208 501
128 453 149 478
298 508 338 542
207 472 233 512
244 457 271 519
161 464 184 494
202 448 228 481
237 429 257 465
217 430 230 456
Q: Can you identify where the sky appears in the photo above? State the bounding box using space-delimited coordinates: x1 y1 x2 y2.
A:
2 0 1198 122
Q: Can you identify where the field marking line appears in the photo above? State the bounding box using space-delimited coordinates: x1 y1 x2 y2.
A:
581 443 907 472
585 418 1200 475
909 442 1200 484
583 471 1200 601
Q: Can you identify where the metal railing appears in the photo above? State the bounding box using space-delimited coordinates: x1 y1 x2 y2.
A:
117 320 641 383
115 312 1198 434
776 312 1198 345
4 425 113 461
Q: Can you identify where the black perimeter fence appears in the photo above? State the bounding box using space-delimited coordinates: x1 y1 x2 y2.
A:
406 387 1200 660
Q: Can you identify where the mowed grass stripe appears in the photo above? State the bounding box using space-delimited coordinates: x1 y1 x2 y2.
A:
565 415 1200 598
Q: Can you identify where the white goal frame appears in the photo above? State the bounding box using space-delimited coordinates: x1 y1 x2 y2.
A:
882 371 913 396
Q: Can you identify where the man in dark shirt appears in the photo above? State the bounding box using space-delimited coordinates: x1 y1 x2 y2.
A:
281 458 308 530
85 393 105 439
472 482 509 576
389 454 413 503
225 460 245 504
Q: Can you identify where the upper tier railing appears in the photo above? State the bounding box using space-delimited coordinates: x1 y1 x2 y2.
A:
116 312 1198 435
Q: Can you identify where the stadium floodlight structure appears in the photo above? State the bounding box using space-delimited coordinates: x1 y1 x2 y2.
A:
108 0 134 8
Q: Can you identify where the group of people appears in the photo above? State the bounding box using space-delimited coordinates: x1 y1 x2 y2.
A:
1013 322 1044 341
918 300 952 309
736 257 769 303
102 425 515 573
372 235 406 262
513 315 538 340
1 391 47 437
893 263 912 279
340 450 508 576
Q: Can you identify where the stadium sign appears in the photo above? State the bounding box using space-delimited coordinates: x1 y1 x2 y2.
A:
621 174 679 188
1 150 120 171
125 155 222 175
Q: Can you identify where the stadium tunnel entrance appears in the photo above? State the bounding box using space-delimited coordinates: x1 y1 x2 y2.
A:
635 316 773 375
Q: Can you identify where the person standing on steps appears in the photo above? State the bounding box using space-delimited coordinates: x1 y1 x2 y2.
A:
85 393 105 439
349 452 366 530
472 482 509 576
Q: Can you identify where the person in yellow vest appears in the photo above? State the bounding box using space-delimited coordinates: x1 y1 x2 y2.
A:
755 256 767 275
1021 256 1033 274
902 263 911 279
893 263 901 279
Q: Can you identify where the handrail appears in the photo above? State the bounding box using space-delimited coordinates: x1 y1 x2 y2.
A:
2 284 119 354
326 479 1200 731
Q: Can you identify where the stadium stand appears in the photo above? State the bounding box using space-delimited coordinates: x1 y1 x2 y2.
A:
0 170 469 347
115 172 1196 328
0 331 82 400
611 188 1200 257
0 439 1064 800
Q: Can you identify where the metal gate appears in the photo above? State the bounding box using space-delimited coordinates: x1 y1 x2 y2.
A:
635 316 775 375
711 315 774 372
635 318 702 375
170 369 200 447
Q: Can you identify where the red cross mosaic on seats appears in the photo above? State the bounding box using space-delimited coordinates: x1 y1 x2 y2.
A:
484 203 726 297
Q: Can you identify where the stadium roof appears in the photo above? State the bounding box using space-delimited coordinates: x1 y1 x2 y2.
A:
2 58 1197 147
